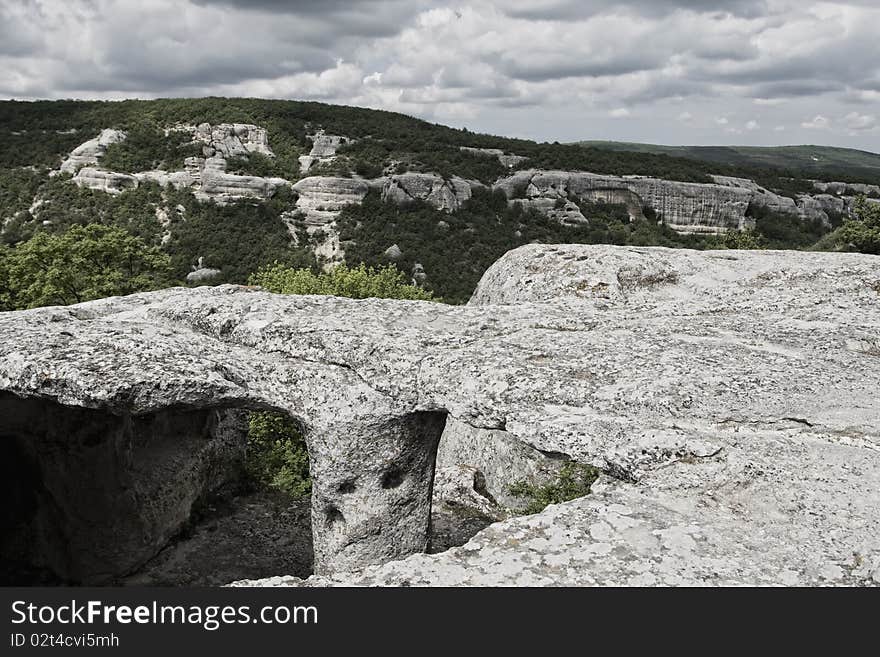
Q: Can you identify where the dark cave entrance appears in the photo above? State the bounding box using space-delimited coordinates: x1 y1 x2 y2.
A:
0 436 66 585
1 393 485 586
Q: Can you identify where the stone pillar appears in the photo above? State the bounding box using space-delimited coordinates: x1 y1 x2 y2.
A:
308 411 447 574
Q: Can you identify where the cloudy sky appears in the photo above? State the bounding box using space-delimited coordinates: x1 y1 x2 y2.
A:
2 0 879 150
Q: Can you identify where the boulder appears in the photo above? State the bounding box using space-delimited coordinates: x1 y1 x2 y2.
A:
383 244 403 260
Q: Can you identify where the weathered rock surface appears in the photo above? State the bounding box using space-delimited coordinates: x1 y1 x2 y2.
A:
291 176 370 225
0 396 246 584
2 245 879 585
382 173 479 212
460 146 528 168
194 157 290 203
61 127 289 204
59 129 126 174
186 258 222 283
497 170 755 234
513 198 589 226
436 417 567 511
188 123 274 159
72 167 139 194
298 131 353 173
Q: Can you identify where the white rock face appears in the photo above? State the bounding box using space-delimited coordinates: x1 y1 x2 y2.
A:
72 167 139 194
711 175 800 217
188 123 274 159
298 131 353 173
287 176 371 266
195 156 290 203
497 170 755 234
382 173 479 212
291 176 370 226
59 125 291 205
59 129 126 174
3 245 879 586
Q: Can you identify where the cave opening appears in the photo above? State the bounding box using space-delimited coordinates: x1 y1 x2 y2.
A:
1 393 490 586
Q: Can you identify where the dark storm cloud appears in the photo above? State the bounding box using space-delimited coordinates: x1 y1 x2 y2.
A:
502 0 769 21
190 0 432 37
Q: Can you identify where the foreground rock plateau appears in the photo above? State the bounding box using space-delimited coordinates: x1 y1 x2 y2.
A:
1 245 879 585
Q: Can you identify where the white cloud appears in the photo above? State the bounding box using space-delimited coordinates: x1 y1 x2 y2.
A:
842 112 877 133
2 0 880 150
802 115 831 129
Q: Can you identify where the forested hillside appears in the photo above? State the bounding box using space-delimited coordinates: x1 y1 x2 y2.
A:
1 98 878 308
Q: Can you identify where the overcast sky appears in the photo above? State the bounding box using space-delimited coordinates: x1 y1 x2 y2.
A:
2 0 879 150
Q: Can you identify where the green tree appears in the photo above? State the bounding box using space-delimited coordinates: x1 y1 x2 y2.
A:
837 196 880 255
249 262 435 300
711 229 766 250
0 245 13 311
3 223 172 309
245 261 434 499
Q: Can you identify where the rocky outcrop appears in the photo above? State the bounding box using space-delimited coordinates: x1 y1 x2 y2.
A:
59 129 126 174
382 173 479 212
61 127 289 204
188 123 274 159
814 181 880 197
298 131 353 173
494 170 865 234
194 157 290 203
497 170 755 234
72 167 139 194
291 176 370 226
460 146 528 168
513 198 589 226
2 245 879 586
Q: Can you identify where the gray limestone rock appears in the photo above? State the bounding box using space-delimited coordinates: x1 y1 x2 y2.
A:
292 176 370 226
383 244 403 260
59 129 126 174
2 245 879 586
497 170 754 234
298 131 353 173
72 167 139 194
189 123 274 159
382 173 480 212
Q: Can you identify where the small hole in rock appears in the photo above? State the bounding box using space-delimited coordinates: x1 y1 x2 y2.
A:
381 468 404 490
325 506 344 526
337 480 357 494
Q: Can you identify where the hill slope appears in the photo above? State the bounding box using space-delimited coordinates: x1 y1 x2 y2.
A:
1 98 877 305
581 141 880 183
